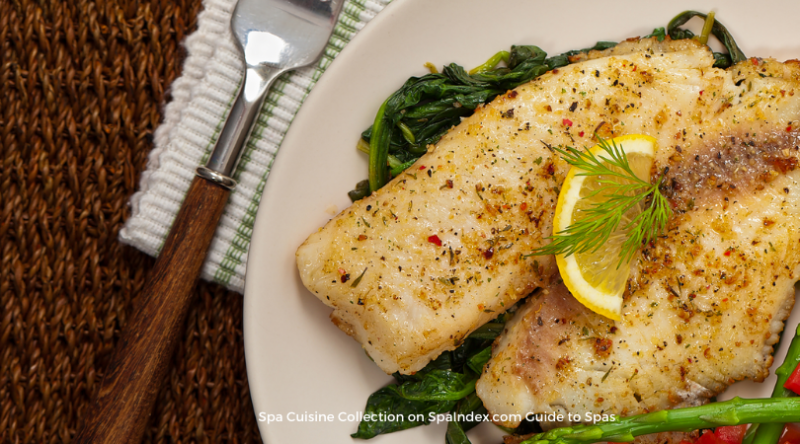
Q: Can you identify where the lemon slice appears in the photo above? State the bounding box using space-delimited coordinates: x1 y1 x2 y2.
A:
554 134 657 321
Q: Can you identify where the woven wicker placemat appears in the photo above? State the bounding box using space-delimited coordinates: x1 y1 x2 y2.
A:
1 0 262 442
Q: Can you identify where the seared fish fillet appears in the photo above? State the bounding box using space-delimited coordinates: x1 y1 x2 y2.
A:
296 36 800 375
477 64 800 428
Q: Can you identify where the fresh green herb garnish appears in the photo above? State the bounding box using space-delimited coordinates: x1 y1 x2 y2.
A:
350 267 368 288
529 137 671 267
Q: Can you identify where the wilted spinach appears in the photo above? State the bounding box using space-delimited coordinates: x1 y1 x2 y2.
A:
348 11 746 201
351 306 521 440
446 393 488 444
350 384 458 439
667 10 747 68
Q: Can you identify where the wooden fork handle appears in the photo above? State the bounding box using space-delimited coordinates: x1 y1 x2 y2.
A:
74 175 230 444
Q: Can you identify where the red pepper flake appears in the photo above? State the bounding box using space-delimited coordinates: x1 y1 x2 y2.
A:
724 249 732 257
788 125 793 132
419 165 426 170
781 90 787 97
427 235 442 246
699 90 704 95
340 273 350 283
357 235 367 241
751 57 759 65
562 118 573 127
722 298 729 302
632 65 637 72
520 202 528 211
552 69 559 74
508 90 518 98
594 338 613 357
578 131 585 137
483 247 494 260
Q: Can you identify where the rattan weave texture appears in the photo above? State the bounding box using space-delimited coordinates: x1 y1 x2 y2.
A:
1 0 262 442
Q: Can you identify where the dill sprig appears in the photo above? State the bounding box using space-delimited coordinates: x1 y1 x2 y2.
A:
531 137 671 267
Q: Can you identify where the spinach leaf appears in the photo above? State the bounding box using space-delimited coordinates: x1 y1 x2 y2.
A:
446 420 471 444
645 27 667 41
456 392 488 433
347 179 371 202
667 10 747 68
352 371 479 438
350 385 456 439
445 393 489 443
397 370 477 401
465 321 505 341
466 347 492 375
392 348 457 384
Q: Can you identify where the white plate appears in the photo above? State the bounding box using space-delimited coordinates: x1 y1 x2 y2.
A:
244 1 800 443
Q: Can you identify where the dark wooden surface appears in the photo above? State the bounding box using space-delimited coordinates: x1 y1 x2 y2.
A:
1 1 264 442
74 176 231 443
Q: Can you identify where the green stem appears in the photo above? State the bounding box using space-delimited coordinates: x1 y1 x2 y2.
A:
397 121 416 144
356 137 371 154
520 397 800 444
469 50 510 75
697 11 715 45
389 159 416 177
751 323 800 444
359 137 407 175
667 11 747 64
368 98 392 191
742 424 760 444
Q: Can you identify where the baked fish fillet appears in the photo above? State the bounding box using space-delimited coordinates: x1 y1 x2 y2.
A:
477 71 800 428
296 36 800 375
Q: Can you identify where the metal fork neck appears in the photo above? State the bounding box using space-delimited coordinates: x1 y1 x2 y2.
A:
199 65 284 189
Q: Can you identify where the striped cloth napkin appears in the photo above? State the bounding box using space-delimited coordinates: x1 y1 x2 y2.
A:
120 0 391 292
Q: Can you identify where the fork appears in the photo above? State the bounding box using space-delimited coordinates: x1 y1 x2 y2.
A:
74 0 345 442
